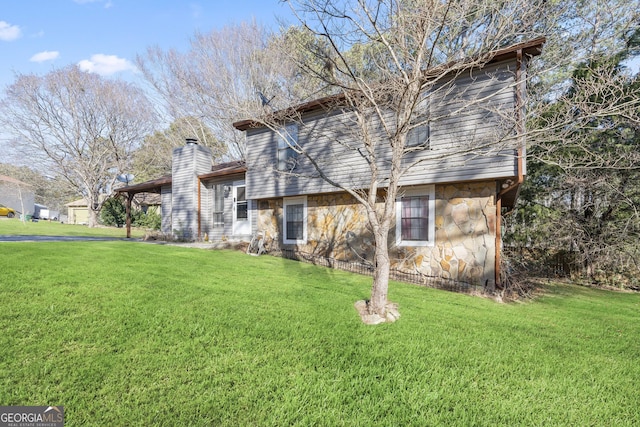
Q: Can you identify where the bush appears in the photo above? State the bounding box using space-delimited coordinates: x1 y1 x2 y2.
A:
100 197 161 230
100 197 126 227
133 209 161 230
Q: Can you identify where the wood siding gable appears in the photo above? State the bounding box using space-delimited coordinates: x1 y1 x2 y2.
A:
245 58 525 200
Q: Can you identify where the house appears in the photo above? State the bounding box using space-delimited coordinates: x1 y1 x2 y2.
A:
119 38 544 289
115 141 252 242
134 193 161 215
232 38 544 289
0 175 35 218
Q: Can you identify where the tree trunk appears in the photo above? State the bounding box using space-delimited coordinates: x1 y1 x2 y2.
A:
369 225 391 316
88 205 99 228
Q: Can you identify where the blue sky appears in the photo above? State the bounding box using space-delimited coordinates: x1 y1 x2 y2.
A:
0 0 295 90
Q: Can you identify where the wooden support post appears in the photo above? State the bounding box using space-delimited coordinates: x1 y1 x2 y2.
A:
125 193 133 238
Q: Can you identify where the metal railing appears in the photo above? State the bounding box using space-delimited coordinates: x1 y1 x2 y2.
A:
275 248 488 295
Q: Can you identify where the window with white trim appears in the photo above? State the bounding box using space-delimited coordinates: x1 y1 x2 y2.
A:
212 184 224 227
283 196 307 244
395 185 435 247
406 94 430 148
277 123 299 171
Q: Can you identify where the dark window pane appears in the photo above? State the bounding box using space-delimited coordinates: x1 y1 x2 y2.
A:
236 186 246 202
237 202 248 220
278 124 299 171
213 184 225 226
286 203 303 240
401 196 429 241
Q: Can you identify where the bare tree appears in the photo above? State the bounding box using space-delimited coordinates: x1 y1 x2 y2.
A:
0 65 155 227
231 0 551 321
231 0 640 318
137 22 292 159
507 18 640 285
132 117 227 182
136 21 318 160
0 163 76 214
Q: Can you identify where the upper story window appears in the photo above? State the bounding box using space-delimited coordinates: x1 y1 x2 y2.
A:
406 95 430 148
395 185 435 247
277 123 299 171
406 120 430 148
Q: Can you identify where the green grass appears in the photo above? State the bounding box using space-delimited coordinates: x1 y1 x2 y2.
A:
0 217 145 238
1 241 639 426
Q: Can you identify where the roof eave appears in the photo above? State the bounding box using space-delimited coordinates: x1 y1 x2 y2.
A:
232 37 546 132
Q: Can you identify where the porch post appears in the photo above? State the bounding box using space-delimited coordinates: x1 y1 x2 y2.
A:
125 193 133 238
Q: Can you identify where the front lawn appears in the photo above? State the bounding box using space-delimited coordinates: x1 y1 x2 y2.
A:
1 241 638 426
0 217 145 238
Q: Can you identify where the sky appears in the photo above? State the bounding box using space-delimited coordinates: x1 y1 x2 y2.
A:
0 0 295 90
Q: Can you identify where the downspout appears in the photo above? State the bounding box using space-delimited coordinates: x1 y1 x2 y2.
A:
495 48 525 288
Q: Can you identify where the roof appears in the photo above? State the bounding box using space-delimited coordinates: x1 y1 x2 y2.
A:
66 195 109 207
0 175 32 187
233 37 546 131
113 175 172 194
66 198 88 207
198 160 246 180
114 160 247 195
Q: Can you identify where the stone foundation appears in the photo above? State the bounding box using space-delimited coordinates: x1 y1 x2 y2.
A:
257 181 497 287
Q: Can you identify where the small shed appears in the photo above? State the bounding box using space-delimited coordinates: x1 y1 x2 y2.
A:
66 198 90 225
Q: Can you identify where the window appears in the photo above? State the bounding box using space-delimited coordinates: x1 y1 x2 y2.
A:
406 95 430 148
277 123 299 171
283 196 307 244
395 185 435 247
235 185 248 221
212 184 224 227
406 120 430 147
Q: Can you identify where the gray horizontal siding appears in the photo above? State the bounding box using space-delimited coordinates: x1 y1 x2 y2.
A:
161 185 172 234
246 59 521 200
171 144 212 239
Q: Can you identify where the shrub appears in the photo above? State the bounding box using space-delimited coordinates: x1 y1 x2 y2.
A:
100 197 126 227
100 197 161 230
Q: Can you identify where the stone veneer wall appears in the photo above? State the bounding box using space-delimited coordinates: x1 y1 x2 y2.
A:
257 181 497 287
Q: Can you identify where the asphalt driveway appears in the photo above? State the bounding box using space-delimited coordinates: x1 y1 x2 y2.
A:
0 235 133 242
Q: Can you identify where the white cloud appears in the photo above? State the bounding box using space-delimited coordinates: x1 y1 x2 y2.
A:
0 21 21 41
190 3 203 19
30 51 60 62
74 0 114 7
77 54 136 76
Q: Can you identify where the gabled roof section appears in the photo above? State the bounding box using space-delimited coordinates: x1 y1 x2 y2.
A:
114 161 247 195
0 175 32 187
232 37 546 131
198 160 246 181
114 175 173 194
65 195 109 207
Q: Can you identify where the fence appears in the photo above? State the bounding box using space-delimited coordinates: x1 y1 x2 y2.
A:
502 247 577 278
276 248 489 295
